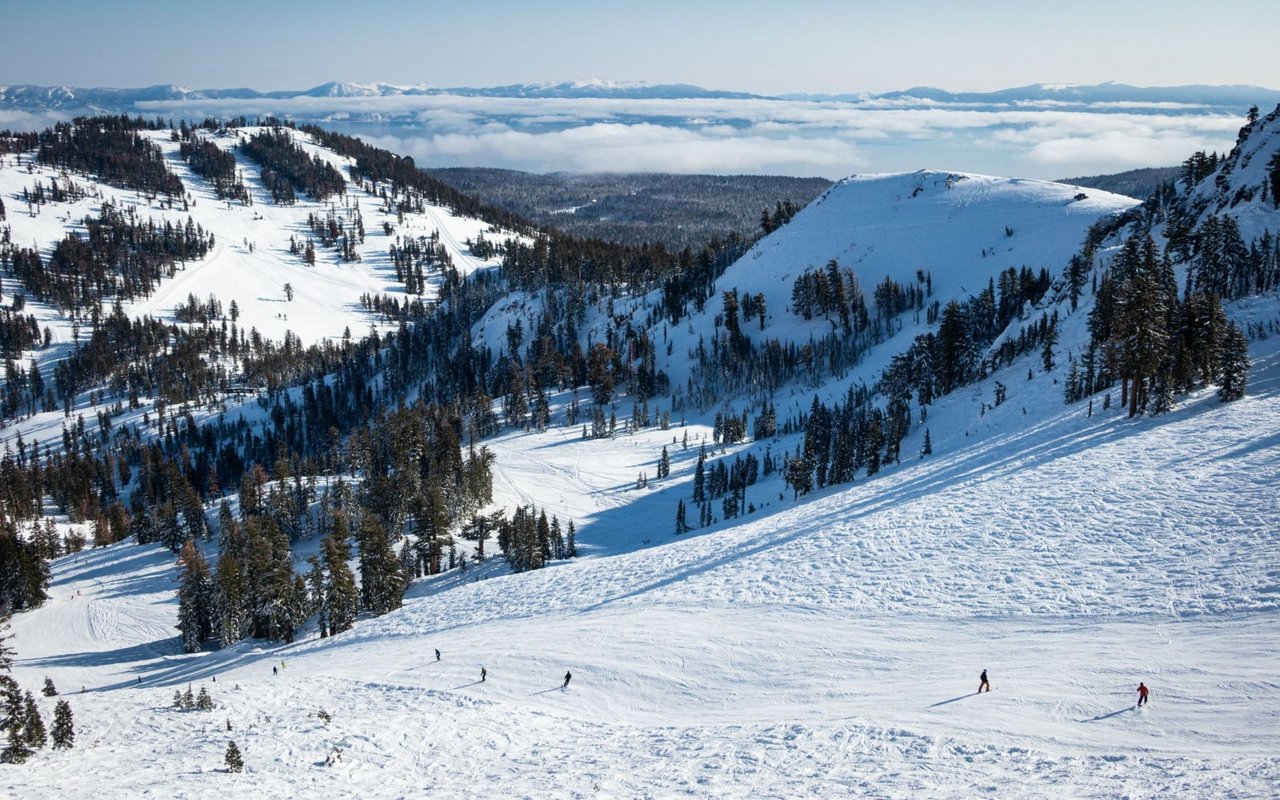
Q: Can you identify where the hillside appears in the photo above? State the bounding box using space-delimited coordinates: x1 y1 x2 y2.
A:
0 123 516 348
2 109 1279 797
1056 166 1180 201
7 317 1278 799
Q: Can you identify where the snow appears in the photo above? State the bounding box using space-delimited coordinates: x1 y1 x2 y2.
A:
4 127 1280 797
0 127 516 348
0 126 523 455
6 333 1279 798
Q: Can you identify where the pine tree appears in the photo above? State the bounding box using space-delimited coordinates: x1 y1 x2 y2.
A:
0 618 12 673
42 676 57 697
23 693 45 749
322 532 358 636
51 700 73 749
2 724 29 763
0 676 29 763
675 499 687 534
358 516 404 615
566 521 577 558
214 550 247 647
196 686 214 711
1217 322 1250 401
920 428 932 458
182 685 195 710
225 740 244 772
176 540 214 652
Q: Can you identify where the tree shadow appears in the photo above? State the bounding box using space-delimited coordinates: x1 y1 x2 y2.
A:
927 692 977 708
1079 706 1135 723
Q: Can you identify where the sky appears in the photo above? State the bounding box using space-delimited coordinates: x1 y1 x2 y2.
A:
1 1 1275 180
2 0 1279 94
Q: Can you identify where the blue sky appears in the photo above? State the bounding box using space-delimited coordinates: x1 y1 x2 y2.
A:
3 0 1278 93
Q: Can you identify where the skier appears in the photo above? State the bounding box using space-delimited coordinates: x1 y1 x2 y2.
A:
562 670 572 689
978 669 990 693
1137 682 1149 707
481 667 487 682
273 665 278 677
435 649 441 662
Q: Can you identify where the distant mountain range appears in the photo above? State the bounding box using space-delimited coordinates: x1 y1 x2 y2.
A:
0 80 763 110
3 80 1277 113
785 82 1280 107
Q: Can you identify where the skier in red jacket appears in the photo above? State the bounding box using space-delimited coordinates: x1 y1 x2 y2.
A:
1137 682 1149 706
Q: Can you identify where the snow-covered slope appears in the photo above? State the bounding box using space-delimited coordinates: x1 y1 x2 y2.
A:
5 115 1280 798
1184 103 1280 239
694 169 1135 363
0 127 513 347
8 334 1280 797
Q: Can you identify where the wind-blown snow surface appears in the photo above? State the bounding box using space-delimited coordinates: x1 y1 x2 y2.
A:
8 336 1280 797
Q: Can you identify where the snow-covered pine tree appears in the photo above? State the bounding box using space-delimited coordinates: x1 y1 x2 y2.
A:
1217 322 1249 401
225 740 244 772
0 676 29 763
322 531 358 635
51 700 73 749
550 517 565 560
537 511 551 564
23 693 45 748
177 540 214 652
0 622 13 673
42 676 57 697
358 516 404 615
196 686 214 711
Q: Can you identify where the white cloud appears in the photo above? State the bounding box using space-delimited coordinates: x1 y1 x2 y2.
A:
122 94 1253 178
363 123 866 177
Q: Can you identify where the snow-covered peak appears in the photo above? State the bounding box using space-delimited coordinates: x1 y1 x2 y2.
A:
722 168 1136 322
1184 102 1280 238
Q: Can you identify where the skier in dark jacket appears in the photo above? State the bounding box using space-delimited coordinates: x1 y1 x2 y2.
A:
562 671 572 689
978 669 990 693
481 667 487 682
435 649 441 662
1137 682 1149 706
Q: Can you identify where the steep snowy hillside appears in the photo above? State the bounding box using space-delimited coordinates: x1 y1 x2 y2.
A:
1183 102 1280 239
0 126 515 348
670 170 1136 377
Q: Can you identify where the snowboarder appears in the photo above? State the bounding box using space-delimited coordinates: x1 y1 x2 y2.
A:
978 669 990 693
481 667 487 682
562 671 572 689
1137 682 1149 707
435 649 441 662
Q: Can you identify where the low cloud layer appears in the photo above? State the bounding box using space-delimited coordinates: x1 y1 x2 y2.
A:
18 93 1250 179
